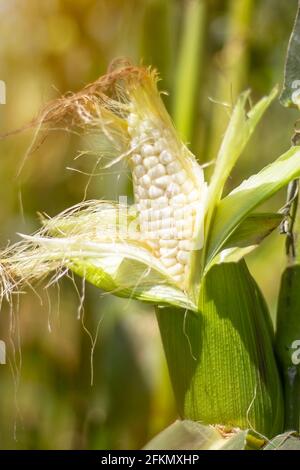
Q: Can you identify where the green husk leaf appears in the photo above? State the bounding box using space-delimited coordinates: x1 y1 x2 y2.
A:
70 255 197 311
143 420 249 450
143 420 222 450
156 261 283 438
207 246 258 266
219 430 249 450
209 212 283 265
204 87 278 242
18 234 197 311
223 212 283 249
264 432 300 450
205 146 300 268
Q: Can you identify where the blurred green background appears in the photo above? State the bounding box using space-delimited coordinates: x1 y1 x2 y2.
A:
0 0 298 449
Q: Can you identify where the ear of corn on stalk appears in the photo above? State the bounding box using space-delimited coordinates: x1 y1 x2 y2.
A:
1 65 300 306
1 63 300 437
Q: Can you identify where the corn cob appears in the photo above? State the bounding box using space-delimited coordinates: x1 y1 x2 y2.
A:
127 104 205 285
0 65 207 305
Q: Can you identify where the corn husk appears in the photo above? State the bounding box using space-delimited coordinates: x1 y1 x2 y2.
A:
157 261 283 438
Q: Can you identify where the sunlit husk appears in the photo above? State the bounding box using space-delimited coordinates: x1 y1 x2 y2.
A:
156 261 284 438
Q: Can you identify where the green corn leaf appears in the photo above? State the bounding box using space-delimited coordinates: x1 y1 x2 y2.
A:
222 212 283 249
275 266 300 433
156 261 283 438
209 212 283 266
206 0 255 165
280 0 300 108
207 246 257 266
140 0 174 94
205 146 300 268
143 420 249 450
173 0 206 143
204 87 278 241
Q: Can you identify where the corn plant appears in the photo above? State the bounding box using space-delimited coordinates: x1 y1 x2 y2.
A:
1 61 300 448
2 2 300 450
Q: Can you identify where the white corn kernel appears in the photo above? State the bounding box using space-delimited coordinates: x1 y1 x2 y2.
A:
131 154 142 165
161 217 174 230
135 165 146 177
173 273 185 283
168 263 184 276
166 182 180 196
178 239 193 250
140 174 151 188
160 247 177 258
179 228 193 239
144 156 159 169
149 185 164 199
155 138 168 153
138 200 151 210
148 164 166 179
152 128 161 140
173 207 184 219
181 180 192 193
146 230 159 240
161 258 177 268
188 189 200 202
160 207 172 218
155 176 169 189
151 196 168 208
173 170 187 185
160 228 175 239
172 194 186 205
159 238 178 248
160 150 173 164
137 186 148 199
167 161 181 175
177 250 189 264
140 120 152 133
142 144 155 157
